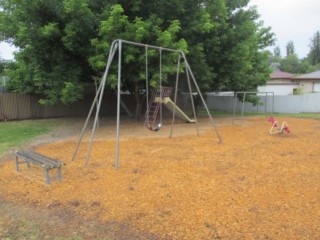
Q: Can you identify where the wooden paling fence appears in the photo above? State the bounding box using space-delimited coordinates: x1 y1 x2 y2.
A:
0 93 122 121
0 92 202 121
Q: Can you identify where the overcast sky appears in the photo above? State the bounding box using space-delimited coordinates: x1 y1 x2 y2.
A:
1 0 320 60
250 0 320 58
0 42 15 60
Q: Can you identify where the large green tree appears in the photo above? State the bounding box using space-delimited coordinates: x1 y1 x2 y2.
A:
0 0 274 108
90 4 188 119
286 41 295 57
280 54 306 74
0 58 4 76
0 0 97 104
208 0 274 92
273 46 282 61
115 0 274 92
0 58 14 77
308 31 320 65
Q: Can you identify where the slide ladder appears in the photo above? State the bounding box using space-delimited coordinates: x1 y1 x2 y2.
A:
145 87 172 130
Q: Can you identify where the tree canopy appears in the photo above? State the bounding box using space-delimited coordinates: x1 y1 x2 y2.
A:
0 0 274 106
308 31 320 66
286 41 295 57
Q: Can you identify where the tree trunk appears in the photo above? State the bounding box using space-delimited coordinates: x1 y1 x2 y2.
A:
134 83 142 121
120 98 134 118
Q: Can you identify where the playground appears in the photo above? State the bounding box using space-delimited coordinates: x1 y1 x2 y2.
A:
0 116 320 239
1 38 319 238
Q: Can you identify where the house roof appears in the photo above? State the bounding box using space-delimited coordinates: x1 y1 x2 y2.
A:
293 70 320 80
270 71 294 79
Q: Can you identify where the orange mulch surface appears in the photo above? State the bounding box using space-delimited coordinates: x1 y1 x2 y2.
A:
1 117 320 239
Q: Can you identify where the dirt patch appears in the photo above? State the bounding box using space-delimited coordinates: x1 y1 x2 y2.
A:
1 116 320 239
0 198 162 240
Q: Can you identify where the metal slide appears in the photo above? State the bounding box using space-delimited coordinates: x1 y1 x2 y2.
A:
155 97 196 123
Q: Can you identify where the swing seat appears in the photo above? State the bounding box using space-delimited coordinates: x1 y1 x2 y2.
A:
147 123 162 131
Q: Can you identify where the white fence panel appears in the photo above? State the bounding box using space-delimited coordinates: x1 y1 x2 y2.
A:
302 93 320 113
206 93 320 114
273 96 302 114
206 96 235 112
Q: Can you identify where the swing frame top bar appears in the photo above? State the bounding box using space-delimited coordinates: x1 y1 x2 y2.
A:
116 39 184 54
71 39 222 169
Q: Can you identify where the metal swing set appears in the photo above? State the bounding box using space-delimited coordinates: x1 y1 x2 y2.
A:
71 39 222 169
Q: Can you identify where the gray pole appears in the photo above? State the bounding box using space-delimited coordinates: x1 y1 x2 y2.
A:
115 40 122 170
84 41 119 167
241 92 246 125
169 54 181 138
71 80 103 161
232 92 238 125
235 91 275 125
264 92 267 116
272 92 274 114
186 61 199 137
181 52 222 143
72 41 118 162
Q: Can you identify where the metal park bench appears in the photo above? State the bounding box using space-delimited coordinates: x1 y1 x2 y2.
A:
15 150 65 184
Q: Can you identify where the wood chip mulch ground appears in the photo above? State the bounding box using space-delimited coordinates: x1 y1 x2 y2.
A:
0 117 320 239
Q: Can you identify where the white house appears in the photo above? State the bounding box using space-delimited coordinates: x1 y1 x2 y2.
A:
258 70 320 95
292 70 320 93
258 70 298 95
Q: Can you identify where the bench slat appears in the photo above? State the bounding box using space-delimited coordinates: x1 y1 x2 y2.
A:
24 150 61 164
16 152 55 169
15 150 64 169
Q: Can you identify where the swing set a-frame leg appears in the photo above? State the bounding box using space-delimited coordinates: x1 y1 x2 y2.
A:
181 52 222 144
71 41 119 165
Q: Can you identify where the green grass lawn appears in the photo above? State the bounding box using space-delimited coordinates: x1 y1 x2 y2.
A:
0 119 56 156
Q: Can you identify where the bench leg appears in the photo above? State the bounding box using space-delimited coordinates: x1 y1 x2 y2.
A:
57 167 62 181
16 156 30 172
15 157 30 172
45 169 51 184
15 156 19 172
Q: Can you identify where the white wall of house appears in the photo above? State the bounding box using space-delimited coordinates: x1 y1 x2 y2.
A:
296 81 314 93
313 82 320 92
258 84 298 95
